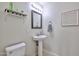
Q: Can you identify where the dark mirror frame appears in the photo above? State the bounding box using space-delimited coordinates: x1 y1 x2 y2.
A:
31 10 42 29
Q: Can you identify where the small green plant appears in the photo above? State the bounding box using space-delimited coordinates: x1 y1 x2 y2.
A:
9 2 13 11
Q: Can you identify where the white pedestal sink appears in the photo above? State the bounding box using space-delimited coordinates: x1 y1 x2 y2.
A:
33 35 47 56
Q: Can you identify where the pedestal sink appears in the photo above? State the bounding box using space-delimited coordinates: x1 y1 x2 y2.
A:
33 35 47 56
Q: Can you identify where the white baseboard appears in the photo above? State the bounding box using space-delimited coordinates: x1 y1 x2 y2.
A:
0 52 6 56
43 49 59 56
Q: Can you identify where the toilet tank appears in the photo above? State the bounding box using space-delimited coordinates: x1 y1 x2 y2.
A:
5 42 26 56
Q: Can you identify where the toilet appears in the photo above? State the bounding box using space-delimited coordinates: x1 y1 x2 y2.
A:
5 42 26 56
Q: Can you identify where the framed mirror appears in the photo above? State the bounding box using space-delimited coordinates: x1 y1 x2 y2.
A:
31 10 42 29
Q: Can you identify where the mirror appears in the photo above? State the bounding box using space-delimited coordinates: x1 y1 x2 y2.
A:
31 10 42 29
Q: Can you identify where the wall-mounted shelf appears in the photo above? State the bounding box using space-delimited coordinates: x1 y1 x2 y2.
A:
4 9 27 17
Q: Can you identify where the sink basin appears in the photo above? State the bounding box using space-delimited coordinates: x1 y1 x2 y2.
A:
33 35 47 41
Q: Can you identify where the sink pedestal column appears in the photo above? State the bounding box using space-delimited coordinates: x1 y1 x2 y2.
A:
33 35 47 56
35 40 42 56
38 40 42 56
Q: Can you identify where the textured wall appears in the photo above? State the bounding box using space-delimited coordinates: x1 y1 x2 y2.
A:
43 2 79 56
0 2 42 56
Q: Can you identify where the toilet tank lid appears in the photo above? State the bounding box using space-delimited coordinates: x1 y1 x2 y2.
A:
5 42 26 52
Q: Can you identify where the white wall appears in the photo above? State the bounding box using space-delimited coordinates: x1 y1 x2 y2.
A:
1 2 79 56
43 2 79 56
0 2 42 56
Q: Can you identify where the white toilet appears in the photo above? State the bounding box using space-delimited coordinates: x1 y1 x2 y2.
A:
5 42 26 56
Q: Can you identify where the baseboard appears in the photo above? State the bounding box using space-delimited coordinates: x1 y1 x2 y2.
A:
43 49 59 56
0 52 6 56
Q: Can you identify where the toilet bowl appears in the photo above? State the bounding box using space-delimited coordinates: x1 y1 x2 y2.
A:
5 42 26 56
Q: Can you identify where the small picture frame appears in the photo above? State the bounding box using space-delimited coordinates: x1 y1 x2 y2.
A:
61 9 79 26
